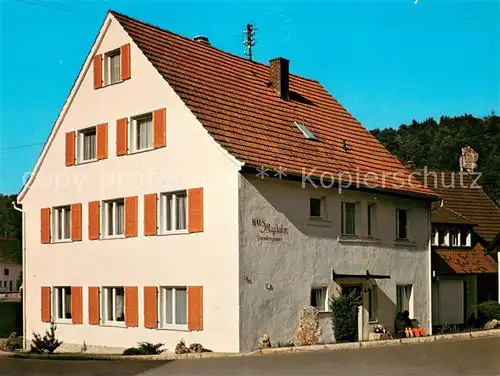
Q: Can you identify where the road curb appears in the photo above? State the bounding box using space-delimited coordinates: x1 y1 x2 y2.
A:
3 329 499 361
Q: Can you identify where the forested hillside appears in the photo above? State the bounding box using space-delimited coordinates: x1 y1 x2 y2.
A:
370 114 500 205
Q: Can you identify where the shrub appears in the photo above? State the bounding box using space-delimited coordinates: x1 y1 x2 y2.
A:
330 290 362 343
30 322 62 354
0 332 22 352
476 301 500 321
123 342 164 355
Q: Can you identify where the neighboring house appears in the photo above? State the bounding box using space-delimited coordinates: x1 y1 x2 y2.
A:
0 239 22 293
417 171 500 326
0 259 22 294
17 10 437 353
489 232 500 303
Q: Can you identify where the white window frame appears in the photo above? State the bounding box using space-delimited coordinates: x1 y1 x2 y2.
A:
159 191 188 235
309 197 326 220
130 113 153 153
310 286 329 312
464 230 472 247
451 227 461 247
396 284 414 317
441 228 450 246
158 286 188 330
102 199 125 239
104 49 121 86
396 209 409 240
77 126 97 163
341 201 357 235
431 227 439 246
53 286 72 323
52 206 71 242
101 286 125 326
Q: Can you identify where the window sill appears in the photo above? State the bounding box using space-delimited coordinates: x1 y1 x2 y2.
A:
77 158 98 166
338 236 381 246
158 230 189 236
306 217 331 227
393 239 417 248
101 235 126 241
129 147 154 156
54 319 73 325
100 322 126 328
158 325 189 332
52 239 72 244
102 80 123 88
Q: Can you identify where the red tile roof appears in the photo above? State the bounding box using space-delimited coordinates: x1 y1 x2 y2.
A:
418 171 500 242
111 11 437 199
434 243 497 274
431 206 476 225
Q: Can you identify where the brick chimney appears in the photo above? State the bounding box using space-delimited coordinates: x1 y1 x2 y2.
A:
269 57 289 100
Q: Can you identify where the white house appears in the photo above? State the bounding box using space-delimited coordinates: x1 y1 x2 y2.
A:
0 259 21 294
18 10 438 353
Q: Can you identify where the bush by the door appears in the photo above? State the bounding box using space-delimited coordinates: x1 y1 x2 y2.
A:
331 290 362 343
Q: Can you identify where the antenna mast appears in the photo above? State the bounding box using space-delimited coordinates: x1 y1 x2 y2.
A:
243 23 257 61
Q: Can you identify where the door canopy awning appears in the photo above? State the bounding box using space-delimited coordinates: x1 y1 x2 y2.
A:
332 270 391 280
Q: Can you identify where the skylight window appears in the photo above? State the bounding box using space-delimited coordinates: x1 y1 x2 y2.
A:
294 121 317 140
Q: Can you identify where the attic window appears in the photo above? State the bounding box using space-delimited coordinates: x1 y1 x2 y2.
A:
294 121 317 140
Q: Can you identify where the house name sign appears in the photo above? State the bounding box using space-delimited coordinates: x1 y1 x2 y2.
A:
252 218 288 242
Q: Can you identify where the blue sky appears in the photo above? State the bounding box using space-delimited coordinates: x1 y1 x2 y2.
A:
0 0 498 194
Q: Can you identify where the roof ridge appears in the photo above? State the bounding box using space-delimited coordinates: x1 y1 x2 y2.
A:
108 9 319 84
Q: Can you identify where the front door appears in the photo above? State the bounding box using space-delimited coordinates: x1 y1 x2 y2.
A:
342 284 363 298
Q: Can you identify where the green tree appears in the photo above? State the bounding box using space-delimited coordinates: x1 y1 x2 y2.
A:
0 195 22 263
371 114 500 205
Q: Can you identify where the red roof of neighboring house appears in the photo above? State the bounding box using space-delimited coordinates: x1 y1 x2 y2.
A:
418 171 500 242
431 206 476 225
111 11 437 199
434 243 497 274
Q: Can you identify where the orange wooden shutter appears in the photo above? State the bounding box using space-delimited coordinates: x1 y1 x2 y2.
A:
120 43 131 80
153 108 166 148
65 131 75 166
188 188 204 233
188 286 203 331
144 286 158 329
41 286 51 323
40 208 51 244
125 286 138 327
96 123 108 160
93 54 103 89
116 118 128 156
88 287 100 325
125 196 138 237
144 193 157 236
71 203 82 241
71 286 83 324
88 201 100 240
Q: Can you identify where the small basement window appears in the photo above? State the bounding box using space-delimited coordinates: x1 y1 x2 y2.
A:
310 286 328 312
294 121 317 140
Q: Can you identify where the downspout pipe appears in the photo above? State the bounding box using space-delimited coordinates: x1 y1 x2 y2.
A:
12 202 26 349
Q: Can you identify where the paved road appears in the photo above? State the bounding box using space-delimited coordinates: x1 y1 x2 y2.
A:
1 337 499 376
